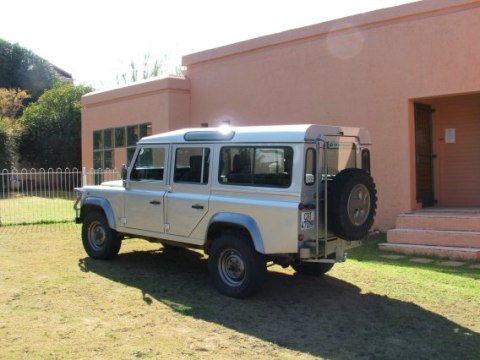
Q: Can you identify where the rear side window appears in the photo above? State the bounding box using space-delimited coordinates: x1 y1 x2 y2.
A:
219 146 293 188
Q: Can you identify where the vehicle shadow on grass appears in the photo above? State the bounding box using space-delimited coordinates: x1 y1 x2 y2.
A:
79 248 480 360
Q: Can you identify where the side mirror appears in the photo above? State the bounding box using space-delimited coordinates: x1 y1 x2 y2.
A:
121 164 128 181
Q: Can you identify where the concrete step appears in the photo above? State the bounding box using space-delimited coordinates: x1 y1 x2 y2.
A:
396 212 480 232
387 228 480 248
379 243 480 261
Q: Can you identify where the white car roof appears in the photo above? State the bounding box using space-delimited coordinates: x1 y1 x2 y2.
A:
139 124 371 145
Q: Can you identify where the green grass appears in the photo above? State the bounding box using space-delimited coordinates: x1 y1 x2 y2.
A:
350 233 480 277
0 224 479 359
0 194 75 225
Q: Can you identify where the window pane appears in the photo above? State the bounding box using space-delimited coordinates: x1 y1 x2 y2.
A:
104 129 113 149
130 147 165 181
139 123 152 138
174 147 210 184
219 147 292 187
253 147 292 187
93 151 103 169
93 131 102 150
115 127 125 147
136 148 153 167
325 141 356 175
127 125 139 146
104 150 114 169
218 147 253 184
305 148 316 185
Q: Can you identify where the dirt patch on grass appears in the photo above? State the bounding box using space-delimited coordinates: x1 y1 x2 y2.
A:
1 225 479 359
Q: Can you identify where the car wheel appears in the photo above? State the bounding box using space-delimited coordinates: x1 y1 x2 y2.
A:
328 168 377 240
292 262 334 276
161 242 185 251
208 231 266 299
82 211 122 259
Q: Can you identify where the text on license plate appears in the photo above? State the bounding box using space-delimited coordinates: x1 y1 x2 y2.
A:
301 211 315 230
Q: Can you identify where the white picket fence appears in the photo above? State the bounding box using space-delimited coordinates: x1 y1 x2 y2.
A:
0 168 120 226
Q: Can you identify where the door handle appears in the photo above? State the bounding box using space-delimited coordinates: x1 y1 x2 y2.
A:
149 200 161 205
191 204 204 210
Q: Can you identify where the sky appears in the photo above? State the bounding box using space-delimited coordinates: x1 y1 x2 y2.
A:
1 0 416 89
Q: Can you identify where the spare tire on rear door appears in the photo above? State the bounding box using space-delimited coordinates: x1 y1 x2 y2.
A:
327 168 377 240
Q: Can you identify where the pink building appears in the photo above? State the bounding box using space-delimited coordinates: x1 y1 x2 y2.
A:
81 0 480 259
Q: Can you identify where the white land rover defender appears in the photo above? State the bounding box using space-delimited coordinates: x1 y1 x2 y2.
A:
75 124 377 298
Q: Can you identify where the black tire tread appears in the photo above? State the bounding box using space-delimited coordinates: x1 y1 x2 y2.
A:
208 231 266 299
82 211 122 260
292 262 334 276
327 168 377 240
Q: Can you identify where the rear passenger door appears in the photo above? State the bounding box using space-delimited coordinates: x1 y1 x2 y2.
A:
165 146 211 238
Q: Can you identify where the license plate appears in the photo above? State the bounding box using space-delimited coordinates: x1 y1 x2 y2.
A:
301 211 315 230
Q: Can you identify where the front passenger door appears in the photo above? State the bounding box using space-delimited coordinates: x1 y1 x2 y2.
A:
124 145 168 233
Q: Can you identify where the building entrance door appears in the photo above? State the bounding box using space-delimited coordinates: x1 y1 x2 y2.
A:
414 102 435 207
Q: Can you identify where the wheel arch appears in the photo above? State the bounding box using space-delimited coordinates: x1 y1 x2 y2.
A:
205 213 265 254
80 197 116 229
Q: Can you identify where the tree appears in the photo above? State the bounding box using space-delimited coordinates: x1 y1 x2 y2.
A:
18 83 92 169
116 54 178 84
0 124 13 169
0 88 30 169
0 88 30 120
0 39 57 101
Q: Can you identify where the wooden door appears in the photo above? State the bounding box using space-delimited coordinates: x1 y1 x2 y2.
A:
414 103 435 207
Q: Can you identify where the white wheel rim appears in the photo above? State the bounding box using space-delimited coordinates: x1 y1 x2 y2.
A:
218 248 246 287
87 220 106 250
347 184 371 226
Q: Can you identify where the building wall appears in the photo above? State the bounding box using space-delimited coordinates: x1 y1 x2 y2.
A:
81 76 190 170
182 0 480 229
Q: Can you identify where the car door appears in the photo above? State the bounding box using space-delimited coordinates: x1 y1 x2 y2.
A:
124 145 168 233
165 146 211 238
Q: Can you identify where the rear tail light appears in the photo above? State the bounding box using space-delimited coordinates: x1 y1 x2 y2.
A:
362 149 371 173
298 203 315 210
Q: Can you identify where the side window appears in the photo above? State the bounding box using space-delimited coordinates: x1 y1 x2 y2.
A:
305 148 316 185
219 146 293 187
130 147 165 181
174 147 210 184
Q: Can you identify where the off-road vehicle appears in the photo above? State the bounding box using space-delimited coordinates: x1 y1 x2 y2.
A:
75 124 377 298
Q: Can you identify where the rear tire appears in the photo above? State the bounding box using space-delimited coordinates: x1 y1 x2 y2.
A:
82 211 121 259
161 242 186 251
208 231 266 299
292 262 334 276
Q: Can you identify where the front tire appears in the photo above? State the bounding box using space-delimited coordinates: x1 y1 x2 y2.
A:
208 232 266 299
82 211 122 259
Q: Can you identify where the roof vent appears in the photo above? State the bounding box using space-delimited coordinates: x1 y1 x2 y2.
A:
184 130 235 141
